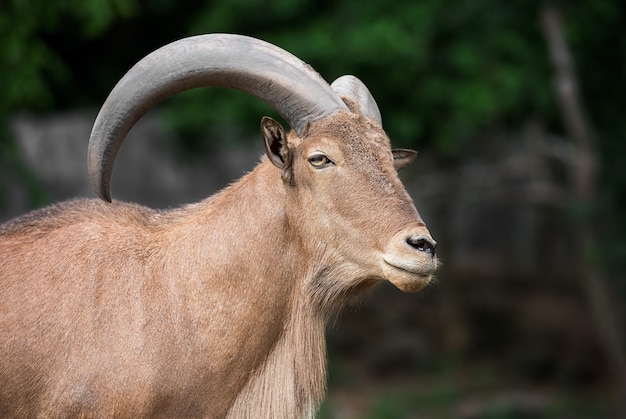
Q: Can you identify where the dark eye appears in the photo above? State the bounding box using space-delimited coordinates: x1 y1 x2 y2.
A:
308 154 332 168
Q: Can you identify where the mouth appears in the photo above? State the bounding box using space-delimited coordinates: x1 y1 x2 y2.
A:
382 256 437 293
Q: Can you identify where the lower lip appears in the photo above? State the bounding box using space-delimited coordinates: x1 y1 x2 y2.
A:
384 260 433 276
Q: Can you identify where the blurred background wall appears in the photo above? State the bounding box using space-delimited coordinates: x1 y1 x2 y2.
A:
1 1 624 417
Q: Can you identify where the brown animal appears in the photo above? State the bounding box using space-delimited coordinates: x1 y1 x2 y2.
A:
0 34 437 418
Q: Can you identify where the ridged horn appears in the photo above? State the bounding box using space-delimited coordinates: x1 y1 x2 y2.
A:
89 33 349 202
331 75 382 126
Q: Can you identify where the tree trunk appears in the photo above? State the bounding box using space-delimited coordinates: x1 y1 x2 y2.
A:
541 4 626 415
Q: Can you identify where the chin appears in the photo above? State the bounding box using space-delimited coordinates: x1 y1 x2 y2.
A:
387 274 433 293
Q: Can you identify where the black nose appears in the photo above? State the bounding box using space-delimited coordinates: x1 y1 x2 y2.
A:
406 235 437 256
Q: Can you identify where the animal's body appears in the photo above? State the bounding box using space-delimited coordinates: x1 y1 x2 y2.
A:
0 34 437 418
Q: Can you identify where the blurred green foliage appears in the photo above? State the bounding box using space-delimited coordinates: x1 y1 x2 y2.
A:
176 0 556 156
0 0 625 273
0 0 137 113
0 0 619 152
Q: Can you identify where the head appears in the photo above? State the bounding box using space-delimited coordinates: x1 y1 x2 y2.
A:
88 34 437 293
262 98 436 294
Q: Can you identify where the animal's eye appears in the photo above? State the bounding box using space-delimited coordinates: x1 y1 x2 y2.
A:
308 154 332 168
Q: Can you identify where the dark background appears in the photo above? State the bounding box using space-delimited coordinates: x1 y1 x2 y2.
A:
1 0 625 417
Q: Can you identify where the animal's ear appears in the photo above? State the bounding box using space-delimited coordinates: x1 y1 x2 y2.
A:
392 148 417 171
261 116 290 170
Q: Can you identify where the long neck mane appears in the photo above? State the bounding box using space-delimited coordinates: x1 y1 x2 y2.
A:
226 299 327 419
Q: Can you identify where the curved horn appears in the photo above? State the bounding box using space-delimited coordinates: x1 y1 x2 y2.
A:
331 75 382 126
89 33 348 202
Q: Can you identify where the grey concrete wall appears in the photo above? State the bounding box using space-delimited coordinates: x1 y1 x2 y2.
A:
2 111 264 222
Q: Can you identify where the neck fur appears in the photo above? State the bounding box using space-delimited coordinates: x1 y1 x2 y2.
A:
226 298 326 419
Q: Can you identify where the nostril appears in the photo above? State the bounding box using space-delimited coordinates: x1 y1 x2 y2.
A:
406 235 437 255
